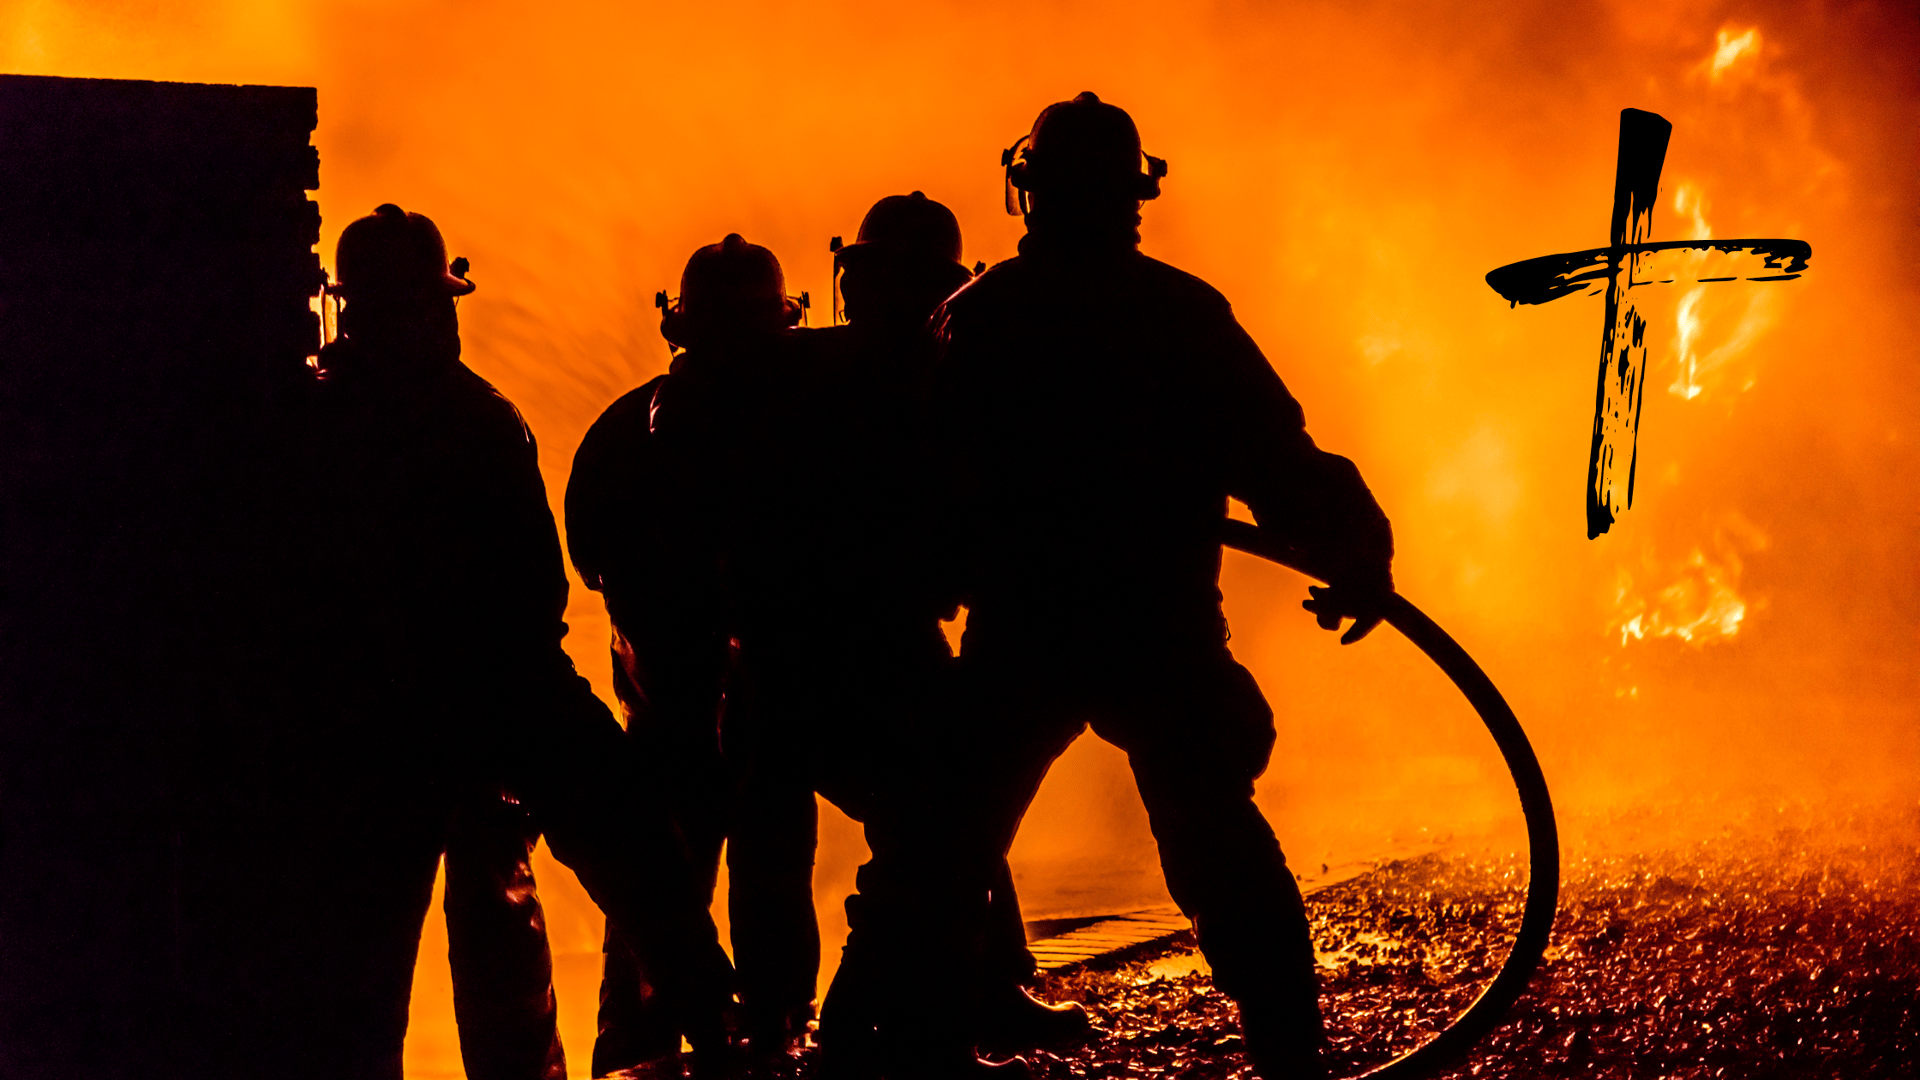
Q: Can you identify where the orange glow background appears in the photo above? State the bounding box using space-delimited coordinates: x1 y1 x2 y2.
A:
6 1 1916 1075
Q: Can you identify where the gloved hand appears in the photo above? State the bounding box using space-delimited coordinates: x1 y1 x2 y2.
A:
1302 578 1391 645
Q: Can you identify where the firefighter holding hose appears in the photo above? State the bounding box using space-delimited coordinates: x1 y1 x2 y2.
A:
867 93 1397 1080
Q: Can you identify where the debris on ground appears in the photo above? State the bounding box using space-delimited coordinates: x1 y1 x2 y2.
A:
1022 811 1920 1079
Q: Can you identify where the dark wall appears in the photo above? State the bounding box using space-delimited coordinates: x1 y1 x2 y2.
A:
0 74 323 1078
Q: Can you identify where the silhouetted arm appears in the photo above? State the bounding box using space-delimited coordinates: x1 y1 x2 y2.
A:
450 390 737 1038
1210 307 1394 641
565 380 664 598
440 398 580 678
925 294 994 611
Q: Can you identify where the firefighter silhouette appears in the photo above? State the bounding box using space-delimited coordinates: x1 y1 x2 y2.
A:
326 204 572 1080
302 204 735 1079
858 94 1396 1080
778 194 1094 1077
568 233 810 1073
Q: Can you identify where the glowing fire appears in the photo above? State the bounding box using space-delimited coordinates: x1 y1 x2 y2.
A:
1663 184 1775 401
1611 548 1746 645
1707 28 1760 84
1609 514 1769 647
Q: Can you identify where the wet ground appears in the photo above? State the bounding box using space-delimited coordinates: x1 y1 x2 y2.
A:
1023 812 1919 1080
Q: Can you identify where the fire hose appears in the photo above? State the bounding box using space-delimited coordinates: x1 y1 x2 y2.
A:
1221 519 1560 1079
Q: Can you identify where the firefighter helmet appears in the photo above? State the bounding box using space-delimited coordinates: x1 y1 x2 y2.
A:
1002 92 1167 214
334 203 475 300
660 234 801 348
829 193 974 325
835 191 964 270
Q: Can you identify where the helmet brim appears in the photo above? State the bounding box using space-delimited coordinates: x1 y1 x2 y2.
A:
333 270 475 300
834 240 968 275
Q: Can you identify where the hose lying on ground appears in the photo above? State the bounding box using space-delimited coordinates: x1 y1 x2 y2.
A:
1221 519 1560 1080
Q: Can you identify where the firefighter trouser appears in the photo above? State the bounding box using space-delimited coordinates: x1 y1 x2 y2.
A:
186 665 729 1080
444 789 567 1080
731 628 1041 1047
594 631 733 1075
726 755 1041 1050
463 666 737 1067
846 643 1322 1057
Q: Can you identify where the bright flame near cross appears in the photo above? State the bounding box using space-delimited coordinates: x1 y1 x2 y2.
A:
1609 514 1769 648
1709 29 1760 83
1485 109 1813 538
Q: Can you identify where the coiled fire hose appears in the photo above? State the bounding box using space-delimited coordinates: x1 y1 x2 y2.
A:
1221 519 1560 1079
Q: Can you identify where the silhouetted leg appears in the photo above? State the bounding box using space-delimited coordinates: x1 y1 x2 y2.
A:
246 775 450 1080
728 768 821 1049
982 860 1037 987
817 885 880 1079
836 669 1083 1071
810 730 892 1079
594 651 676 1073
327 813 449 1080
444 790 567 1080
593 636 732 1072
1095 656 1323 1077
731 637 894 1068
594 923 683 1074
964 856 1091 1056
495 669 735 1056
185 717 456 1080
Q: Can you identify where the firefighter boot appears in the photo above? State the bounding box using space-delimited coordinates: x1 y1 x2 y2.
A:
1236 995 1328 1080
976 985 1093 1052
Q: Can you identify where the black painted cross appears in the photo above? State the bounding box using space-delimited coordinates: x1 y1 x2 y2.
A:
1486 108 1812 538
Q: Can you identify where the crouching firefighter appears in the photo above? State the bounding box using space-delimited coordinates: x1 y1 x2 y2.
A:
872 94 1397 1080
299 203 737 1078
568 233 815 1073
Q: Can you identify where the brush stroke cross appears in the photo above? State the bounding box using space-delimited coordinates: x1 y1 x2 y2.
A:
1486 108 1811 538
